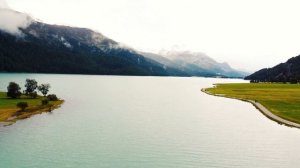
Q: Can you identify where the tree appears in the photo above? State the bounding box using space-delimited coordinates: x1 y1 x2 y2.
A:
7 82 21 99
38 84 51 96
17 102 28 111
24 79 38 96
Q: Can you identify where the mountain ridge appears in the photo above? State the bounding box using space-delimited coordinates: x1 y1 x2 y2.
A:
143 51 249 77
245 55 300 83
0 8 247 78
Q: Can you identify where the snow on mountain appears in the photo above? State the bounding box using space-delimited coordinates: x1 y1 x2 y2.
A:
143 50 249 78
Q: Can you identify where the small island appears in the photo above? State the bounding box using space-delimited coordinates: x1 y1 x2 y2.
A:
203 83 300 128
0 79 63 126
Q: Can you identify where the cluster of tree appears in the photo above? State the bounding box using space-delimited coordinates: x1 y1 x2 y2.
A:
6 79 58 111
7 79 50 99
245 55 300 84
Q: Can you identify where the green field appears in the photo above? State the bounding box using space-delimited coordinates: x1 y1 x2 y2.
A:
206 83 300 124
0 92 45 108
0 92 63 123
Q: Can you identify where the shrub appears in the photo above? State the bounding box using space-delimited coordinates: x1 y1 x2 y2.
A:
28 91 38 99
47 94 58 101
41 99 49 106
17 102 28 111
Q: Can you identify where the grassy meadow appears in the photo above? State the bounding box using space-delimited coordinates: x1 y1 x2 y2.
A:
0 92 63 123
206 83 300 124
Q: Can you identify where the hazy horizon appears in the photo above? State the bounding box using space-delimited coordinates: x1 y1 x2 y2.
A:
3 0 300 72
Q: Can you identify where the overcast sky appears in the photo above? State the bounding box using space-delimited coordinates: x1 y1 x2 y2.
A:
5 0 300 71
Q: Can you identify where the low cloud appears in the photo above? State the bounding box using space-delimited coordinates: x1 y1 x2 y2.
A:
0 0 8 8
0 0 33 35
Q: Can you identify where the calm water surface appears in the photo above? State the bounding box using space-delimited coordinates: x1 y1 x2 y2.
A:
0 74 299 168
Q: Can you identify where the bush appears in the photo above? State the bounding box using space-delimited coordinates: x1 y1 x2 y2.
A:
41 99 49 106
17 102 28 111
29 91 38 99
47 94 58 101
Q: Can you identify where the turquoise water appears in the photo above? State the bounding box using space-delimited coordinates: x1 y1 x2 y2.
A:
0 74 300 168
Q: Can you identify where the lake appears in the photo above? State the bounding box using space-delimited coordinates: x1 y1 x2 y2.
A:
0 74 300 168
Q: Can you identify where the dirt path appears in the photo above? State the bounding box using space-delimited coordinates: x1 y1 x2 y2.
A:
202 88 300 129
249 100 300 128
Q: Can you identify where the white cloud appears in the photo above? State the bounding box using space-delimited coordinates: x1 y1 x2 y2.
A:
0 8 32 35
0 0 32 35
0 0 8 8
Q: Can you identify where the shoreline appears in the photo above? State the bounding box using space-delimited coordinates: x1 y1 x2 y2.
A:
0 122 8 127
201 88 300 129
0 100 64 127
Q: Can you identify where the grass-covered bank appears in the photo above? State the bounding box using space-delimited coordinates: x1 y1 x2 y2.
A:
0 91 63 125
204 83 300 126
0 79 63 126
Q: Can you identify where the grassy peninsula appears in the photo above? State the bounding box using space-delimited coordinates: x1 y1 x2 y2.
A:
0 79 63 126
0 92 63 124
204 83 300 125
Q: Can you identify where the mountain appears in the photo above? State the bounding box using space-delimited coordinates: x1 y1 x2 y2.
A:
0 9 188 76
245 55 300 83
0 9 247 78
143 51 248 78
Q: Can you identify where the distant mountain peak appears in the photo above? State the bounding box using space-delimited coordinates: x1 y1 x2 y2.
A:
143 50 249 78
